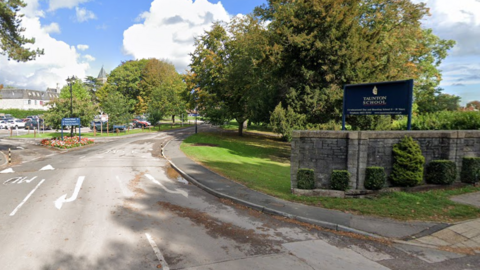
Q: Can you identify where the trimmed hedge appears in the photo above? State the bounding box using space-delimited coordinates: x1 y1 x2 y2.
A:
364 167 386 190
297 168 315 189
461 157 480 184
391 136 425 187
330 170 350 191
426 160 457 185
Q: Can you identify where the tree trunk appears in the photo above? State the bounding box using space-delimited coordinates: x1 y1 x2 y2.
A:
238 119 245 136
172 115 175 124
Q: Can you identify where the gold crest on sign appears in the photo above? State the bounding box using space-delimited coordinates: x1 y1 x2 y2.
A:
373 86 378 95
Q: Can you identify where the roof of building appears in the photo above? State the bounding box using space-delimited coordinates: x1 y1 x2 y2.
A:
0 89 59 100
98 66 107 79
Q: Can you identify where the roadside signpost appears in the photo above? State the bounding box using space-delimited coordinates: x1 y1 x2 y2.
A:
342 79 414 130
61 118 81 141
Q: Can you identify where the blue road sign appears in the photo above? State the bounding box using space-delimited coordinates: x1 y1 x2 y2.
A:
62 118 81 126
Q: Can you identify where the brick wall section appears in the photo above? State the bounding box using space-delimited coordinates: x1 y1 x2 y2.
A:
291 130 480 190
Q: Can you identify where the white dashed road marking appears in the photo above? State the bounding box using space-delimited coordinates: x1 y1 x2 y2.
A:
145 233 170 270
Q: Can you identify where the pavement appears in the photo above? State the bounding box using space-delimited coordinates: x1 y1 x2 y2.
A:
162 126 480 254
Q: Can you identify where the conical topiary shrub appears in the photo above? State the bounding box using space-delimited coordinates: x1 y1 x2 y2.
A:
390 136 425 187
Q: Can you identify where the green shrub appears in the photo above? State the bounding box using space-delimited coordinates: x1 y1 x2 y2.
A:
297 169 315 189
330 170 350 191
426 160 457 185
461 157 480 184
392 111 480 130
391 136 425 187
364 167 386 190
0 109 45 119
270 102 306 142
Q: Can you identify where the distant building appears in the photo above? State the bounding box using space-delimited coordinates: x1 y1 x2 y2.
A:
0 87 60 111
97 66 108 84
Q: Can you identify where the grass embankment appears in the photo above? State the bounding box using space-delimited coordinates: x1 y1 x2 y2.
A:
180 132 480 222
16 124 193 139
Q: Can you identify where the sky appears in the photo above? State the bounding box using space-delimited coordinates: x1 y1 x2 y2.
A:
0 0 478 105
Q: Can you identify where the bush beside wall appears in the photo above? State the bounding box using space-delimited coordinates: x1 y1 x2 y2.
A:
330 170 350 191
425 160 456 185
364 167 386 190
297 169 315 189
391 136 425 187
461 157 480 184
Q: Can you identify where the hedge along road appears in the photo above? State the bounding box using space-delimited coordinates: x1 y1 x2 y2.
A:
0 127 473 270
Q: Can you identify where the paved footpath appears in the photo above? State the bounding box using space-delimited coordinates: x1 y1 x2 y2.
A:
409 192 480 253
162 127 480 254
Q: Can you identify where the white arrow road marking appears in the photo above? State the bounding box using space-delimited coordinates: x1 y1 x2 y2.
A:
1 168 14 174
145 174 188 198
145 233 170 270
10 179 46 216
40 165 55 171
54 176 85 210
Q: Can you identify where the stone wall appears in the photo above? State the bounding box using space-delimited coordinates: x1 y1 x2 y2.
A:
291 130 480 190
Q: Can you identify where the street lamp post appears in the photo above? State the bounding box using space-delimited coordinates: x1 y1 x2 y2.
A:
66 76 76 137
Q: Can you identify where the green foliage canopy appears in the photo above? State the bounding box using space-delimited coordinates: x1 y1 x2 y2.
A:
0 0 43 61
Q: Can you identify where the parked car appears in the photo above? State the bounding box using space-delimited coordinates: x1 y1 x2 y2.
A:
90 121 126 131
5 120 15 129
132 118 151 128
0 120 7 129
10 119 26 129
25 119 50 130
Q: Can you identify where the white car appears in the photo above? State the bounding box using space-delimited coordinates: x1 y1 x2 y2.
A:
12 119 26 129
0 120 7 129
5 119 25 129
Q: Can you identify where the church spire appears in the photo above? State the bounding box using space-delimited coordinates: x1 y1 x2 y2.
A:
97 66 107 84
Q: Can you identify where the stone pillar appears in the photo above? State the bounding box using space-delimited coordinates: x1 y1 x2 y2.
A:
357 132 369 190
347 132 359 189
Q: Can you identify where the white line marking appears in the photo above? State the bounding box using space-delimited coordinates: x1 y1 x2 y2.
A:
17 147 24 150
1 168 14 174
54 176 85 209
145 233 170 270
79 156 86 159
145 174 188 198
40 165 55 171
3 177 21 185
10 179 46 216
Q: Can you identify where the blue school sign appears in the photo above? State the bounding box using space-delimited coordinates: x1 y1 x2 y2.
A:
342 79 413 130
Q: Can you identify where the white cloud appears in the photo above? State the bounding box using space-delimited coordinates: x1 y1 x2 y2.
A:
122 0 231 72
0 1 89 90
412 0 480 93
83 54 95 61
48 0 91 11
43 22 60 34
77 44 89 51
75 7 96 22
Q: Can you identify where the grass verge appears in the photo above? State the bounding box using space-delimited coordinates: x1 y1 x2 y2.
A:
180 132 480 222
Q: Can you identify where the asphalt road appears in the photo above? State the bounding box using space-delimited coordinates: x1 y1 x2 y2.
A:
0 128 479 269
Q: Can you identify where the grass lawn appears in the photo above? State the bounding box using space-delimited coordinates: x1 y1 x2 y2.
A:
15 124 193 139
180 132 480 222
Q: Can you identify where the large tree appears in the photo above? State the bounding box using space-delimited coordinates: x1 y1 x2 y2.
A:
0 0 43 61
255 0 455 129
97 59 149 113
44 79 99 131
147 72 186 125
101 91 131 126
187 15 274 136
